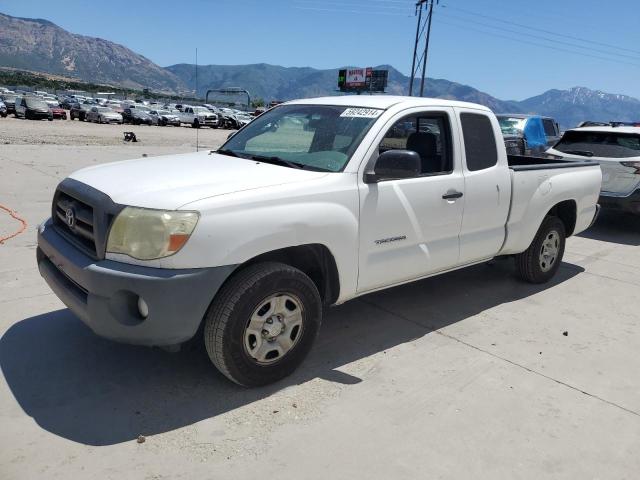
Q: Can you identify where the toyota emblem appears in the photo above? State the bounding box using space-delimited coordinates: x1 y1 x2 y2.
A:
65 207 76 229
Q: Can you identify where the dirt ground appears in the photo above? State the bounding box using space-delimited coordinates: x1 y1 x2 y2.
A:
1 115 639 480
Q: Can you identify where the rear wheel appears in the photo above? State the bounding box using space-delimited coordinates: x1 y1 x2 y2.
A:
204 262 322 387
515 216 566 283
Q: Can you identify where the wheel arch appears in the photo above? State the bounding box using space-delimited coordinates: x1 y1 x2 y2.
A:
240 244 341 306
546 199 577 236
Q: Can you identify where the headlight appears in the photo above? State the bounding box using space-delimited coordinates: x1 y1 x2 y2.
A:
106 207 199 260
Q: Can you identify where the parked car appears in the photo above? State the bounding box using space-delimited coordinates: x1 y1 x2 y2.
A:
15 96 53 120
0 100 6 118
235 112 253 128
149 109 181 126
45 100 68 120
178 106 219 128
1 94 18 114
60 97 77 110
70 103 94 121
547 125 640 215
123 107 153 125
36 96 601 387
86 106 123 124
497 114 561 156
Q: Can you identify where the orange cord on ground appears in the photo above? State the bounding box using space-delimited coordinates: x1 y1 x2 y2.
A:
0 204 28 244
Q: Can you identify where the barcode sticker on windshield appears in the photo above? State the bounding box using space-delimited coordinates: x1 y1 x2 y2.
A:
340 108 383 118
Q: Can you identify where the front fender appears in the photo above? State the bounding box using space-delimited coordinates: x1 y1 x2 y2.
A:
171 179 360 301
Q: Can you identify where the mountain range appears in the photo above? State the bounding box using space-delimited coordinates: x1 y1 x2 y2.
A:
1 12 639 128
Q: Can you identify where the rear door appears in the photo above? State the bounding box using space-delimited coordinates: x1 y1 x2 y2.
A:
357 107 465 292
456 109 512 264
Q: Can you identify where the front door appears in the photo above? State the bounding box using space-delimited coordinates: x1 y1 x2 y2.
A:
357 108 465 293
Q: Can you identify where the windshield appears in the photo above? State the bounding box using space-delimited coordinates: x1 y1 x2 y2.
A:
96 107 112 112
220 104 382 172
498 116 527 136
554 130 640 158
25 97 48 108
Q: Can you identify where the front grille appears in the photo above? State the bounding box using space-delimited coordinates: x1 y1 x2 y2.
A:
51 178 124 260
53 190 98 257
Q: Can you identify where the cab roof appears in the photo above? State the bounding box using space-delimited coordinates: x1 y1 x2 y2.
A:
286 95 492 112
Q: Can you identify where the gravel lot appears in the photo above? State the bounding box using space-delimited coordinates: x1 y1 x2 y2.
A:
1 116 639 479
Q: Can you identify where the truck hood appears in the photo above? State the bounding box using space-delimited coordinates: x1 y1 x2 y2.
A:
69 151 329 209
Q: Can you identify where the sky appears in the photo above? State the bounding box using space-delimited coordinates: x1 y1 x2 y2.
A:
2 0 640 100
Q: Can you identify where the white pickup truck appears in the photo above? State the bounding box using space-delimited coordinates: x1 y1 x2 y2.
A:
37 96 601 386
178 105 219 128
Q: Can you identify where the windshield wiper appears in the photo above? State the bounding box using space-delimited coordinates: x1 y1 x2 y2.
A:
249 154 307 170
215 148 241 158
561 149 594 157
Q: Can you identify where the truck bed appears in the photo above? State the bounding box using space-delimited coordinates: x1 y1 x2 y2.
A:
500 156 602 256
507 154 598 171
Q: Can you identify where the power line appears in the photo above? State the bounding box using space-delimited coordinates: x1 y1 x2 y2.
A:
294 0 412 10
292 5 412 17
439 12 640 62
442 5 640 56
437 19 640 69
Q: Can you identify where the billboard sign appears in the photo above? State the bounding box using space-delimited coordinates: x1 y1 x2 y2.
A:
338 68 387 93
345 68 371 87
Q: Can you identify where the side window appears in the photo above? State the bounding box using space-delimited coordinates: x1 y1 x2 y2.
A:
379 113 452 175
542 119 556 137
460 112 498 171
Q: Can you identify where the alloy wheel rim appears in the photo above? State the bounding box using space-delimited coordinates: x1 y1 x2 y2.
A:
244 293 304 365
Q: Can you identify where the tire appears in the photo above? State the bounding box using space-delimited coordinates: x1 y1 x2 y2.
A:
204 262 322 387
515 216 566 284
193 119 200 129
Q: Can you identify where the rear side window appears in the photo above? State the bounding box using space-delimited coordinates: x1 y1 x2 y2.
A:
542 119 557 136
554 131 640 158
460 113 498 171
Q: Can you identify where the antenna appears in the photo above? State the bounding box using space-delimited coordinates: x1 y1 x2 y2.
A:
195 47 199 152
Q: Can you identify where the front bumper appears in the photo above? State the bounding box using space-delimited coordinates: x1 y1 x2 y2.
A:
200 117 219 127
37 218 236 346
28 110 51 119
599 189 640 215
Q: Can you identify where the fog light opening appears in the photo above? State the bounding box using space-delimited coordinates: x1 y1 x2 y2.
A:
137 296 149 319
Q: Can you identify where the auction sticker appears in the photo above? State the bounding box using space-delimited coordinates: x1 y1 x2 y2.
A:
340 108 383 118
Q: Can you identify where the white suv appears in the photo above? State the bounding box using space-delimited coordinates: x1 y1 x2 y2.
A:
548 126 640 215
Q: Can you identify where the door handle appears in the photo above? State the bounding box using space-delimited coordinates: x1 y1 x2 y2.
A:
442 190 463 200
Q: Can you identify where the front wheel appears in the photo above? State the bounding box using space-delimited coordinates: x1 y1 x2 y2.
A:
192 119 200 129
515 216 566 284
204 262 322 387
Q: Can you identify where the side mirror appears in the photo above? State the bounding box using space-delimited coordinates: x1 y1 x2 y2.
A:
364 150 421 184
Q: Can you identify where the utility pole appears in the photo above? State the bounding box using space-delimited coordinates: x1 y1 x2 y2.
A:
409 0 438 97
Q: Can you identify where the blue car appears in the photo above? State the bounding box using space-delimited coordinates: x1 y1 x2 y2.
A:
498 114 561 156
